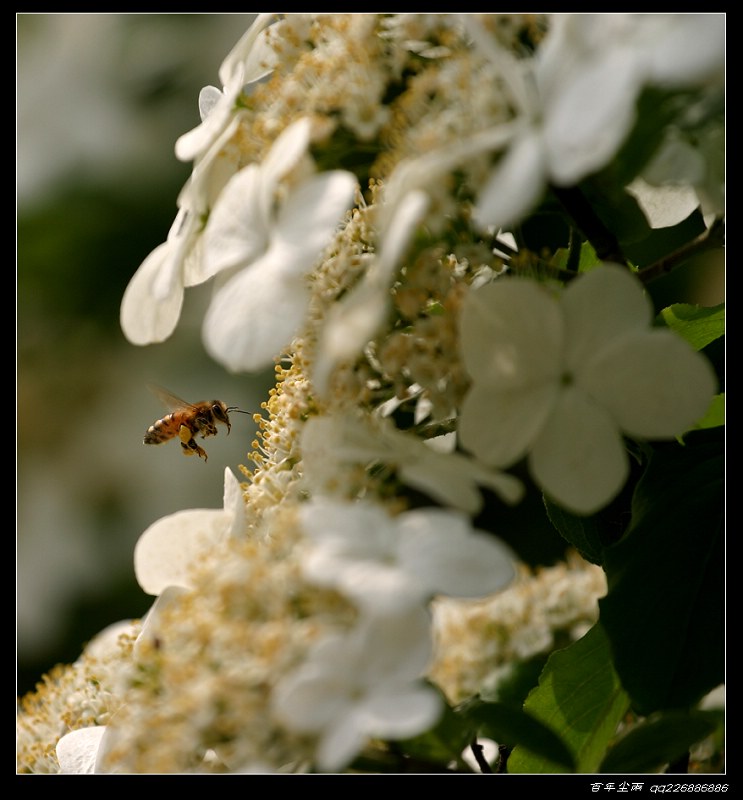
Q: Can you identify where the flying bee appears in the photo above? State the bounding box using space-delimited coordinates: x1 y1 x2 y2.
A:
143 384 249 462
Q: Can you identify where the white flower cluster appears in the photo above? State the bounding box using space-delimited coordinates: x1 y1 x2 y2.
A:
18 13 723 774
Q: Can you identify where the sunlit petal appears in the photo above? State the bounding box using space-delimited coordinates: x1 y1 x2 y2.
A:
200 164 267 279
202 253 308 372
56 727 106 774
134 508 229 595
120 242 184 345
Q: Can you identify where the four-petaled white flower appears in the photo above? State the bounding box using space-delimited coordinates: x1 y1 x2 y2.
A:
200 117 358 372
134 467 248 596
298 498 517 614
272 607 442 772
458 264 717 514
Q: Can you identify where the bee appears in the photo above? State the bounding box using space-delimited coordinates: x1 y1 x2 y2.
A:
143 384 249 462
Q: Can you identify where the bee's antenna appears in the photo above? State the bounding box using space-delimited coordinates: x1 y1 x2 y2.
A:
226 407 251 415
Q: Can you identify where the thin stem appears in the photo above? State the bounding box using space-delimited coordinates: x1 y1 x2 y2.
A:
638 217 725 285
469 738 493 774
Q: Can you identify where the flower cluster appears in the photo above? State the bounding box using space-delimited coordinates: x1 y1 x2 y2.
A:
18 13 724 774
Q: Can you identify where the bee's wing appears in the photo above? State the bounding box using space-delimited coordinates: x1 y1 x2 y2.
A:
146 383 198 412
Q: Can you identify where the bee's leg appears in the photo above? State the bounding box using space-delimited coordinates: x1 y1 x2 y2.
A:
179 425 208 461
181 440 208 461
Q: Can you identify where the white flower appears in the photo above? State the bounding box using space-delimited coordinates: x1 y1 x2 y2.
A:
300 412 524 513
200 117 358 372
298 498 517 614
272 607 442 772
458 264 717 514
469 13 725 231
134 468 247 596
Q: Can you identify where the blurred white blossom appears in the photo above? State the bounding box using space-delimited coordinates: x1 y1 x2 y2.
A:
471 13 724 231
298 499 517 614
272 607 441 772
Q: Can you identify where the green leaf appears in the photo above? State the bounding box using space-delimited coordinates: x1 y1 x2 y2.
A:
507 625 630 773
599 429 724 714
481 653 550 708
466 700 575 770
659 302 725 351
690 393 725 431
600 710 717 774
552 240 602 274
543 500 607 565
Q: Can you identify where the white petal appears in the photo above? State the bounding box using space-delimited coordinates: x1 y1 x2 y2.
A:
120 242 184 345
200 164 268 280
134 508 230 595
197 85 223 121
311 558 416 614
273 669 352 733
530 386 628 515
397 457 485 514
312 272 388 393
459 381 559 468
460 280 564 387
219 13 277 87
561 265 652 373
458 458 526 506
397 510 516 599
274 170 358 265
374 189 429 280
259 117 313 200
56 727 106 774
543 49 640 185
626 178 700 229
474 129 548 231
358 606 435 682
134 585 188 656
175 68 244 163
300 499 395 557
315 713 368 773
223 467 249 539
645 14 724 87
202 253 309 372
361 684 442 738
84 620 139 660
579 328 718 439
